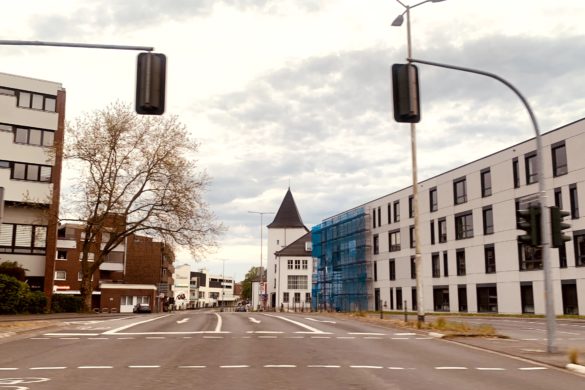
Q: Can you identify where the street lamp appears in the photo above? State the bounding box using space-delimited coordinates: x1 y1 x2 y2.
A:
248 210 275 310
391 0 446 325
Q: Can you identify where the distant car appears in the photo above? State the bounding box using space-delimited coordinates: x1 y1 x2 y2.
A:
235 305 247 312
133 303 151 313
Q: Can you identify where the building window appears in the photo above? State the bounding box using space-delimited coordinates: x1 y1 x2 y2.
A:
554 187 563 208
429 187 438 212
484 245 496 273
518 244 542 271
551 141 568 177
409 225 415 249
302 260 308 270
525 151 538 184
387 203 392 224
287 275 308 289
512 157 520 188
456 249 466 276
283 292 289 303
433 287 450 312
521 283 535 314
432 253 440 278
294 260 301 270
570 184 579 219
305 292 311 303
287 260 293 270
377 206 381 227
410 256 416 279
372 207 376 229
438 218 447 243
408 196 414 218
455 212 473 240
373 261 378 282
390 288 394 310
389 230 400 252
56 250 67 260
373 234 379 255
274 264 277 273
11 162 52 182
389 259 395 281
481 168 492 197
483 206 494 235
79 252 95 262
443 251 449 277
458 285 468 312
294 292 301 303
477 285 498 313
559 243 568 268
411 287 417 311
396 288 402 310
13 126 55 147
453 177 467 205
0 223 47 254
393 201 400 222
78 272 94 281
574 232 585 267
14 89 57 112
54 270 66 281
430 220 435 245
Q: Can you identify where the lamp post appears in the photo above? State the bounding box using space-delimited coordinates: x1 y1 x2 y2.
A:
392 0 446 325
248 210 275 310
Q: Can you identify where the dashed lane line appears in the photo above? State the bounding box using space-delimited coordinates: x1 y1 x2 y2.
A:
220 365 249 368
264 365 296 368
307 365 340 368
102 314 171 335
178 366 206 369
435 367 468 370
78 366 113 369
129 365 160 368
29 367 66 370
350 365 383 369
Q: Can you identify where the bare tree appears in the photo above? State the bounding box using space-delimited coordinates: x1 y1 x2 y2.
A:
64 102 221 311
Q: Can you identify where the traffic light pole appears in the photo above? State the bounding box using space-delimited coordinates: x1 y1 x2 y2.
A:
409 57 556 352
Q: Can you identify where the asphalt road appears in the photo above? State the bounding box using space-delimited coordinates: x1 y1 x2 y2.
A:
1 311 583 390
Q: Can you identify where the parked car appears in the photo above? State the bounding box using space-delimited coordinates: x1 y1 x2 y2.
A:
235 305 247 312
133 303 151 313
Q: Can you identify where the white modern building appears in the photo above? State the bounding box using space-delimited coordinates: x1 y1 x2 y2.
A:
314 118 585 315
190 268 235 308
173 264 191 309
266 188 311 309
0 72 65 296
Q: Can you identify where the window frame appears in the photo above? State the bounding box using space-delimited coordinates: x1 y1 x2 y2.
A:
551 141 568 177
429 187 438 212
482 206 494 235
455 211 474 240
525 151 538 185
388 230 401 252
484 245 496 274
453 177 467 205
480 168 492 197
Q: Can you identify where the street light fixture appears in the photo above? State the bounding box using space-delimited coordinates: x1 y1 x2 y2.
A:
248 210 275 310
391 0 446 325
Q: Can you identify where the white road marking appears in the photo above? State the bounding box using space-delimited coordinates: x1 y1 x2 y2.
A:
29 367 66 370
203 336 223 339
88 338 108 340
214 312 222 332
0 368 18 370
30 338 49 340
391 337 410 340
59 337 80 340
258 336 277 339
246 331 282 334
264 365 296 368
263 314 330 334
305 318 336 324
220 365 249 368
103 331 231 335
388 367 405 370
559 331 579 335
179 366 206 369
249 317 261 324
476 368 506 371
146 336 165 339
311 336 331 339
416 337 432 340
308 365 340 368
285 336 304 339
103 315 170 335
78 366 113 369
129 365 160 368
44 333 99 336
519 367 547 370
177 318 189 324
350 365 383 369
364 337 382 339
336 337 355 339
348 332 385 336
117 337 134 340
435 367 468 370
394 333 416 336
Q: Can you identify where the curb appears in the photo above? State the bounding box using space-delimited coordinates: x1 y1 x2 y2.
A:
428 332 445 338
566 363 585 375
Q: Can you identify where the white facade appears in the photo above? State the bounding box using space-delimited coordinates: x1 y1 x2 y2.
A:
368 119 585 315
273 239 313 311
0 72 63 290
191 268 235 308
173 264 191 309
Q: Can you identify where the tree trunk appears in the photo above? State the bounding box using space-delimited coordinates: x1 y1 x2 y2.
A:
79 276 93 313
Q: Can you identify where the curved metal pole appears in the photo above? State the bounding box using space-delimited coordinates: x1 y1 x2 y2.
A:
410 57 556 353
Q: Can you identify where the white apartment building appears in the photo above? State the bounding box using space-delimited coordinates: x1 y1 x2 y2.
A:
266 188 310 309
174 264 191 309
0 72 65 296
190 268 235 308
366 118 585 315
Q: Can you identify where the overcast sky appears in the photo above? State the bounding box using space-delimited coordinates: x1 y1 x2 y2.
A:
3 0 585 281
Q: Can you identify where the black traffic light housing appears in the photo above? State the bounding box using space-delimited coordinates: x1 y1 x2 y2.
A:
392 63 421 123
136 52 167 115
517 206 541 246
550 206 571 248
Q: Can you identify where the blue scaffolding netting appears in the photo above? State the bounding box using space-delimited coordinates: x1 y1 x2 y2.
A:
312 207 371 312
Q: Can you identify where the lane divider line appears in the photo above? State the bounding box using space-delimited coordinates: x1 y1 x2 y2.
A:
103 315 171 335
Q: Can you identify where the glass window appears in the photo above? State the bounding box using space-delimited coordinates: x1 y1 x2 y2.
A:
408 196 414 218
373 234 379 255
283 292 289 303
389 231 400 252
29 129 42 145
429 188 438 212
287 260 293 270
483 207 494 235
518 244 542 271
513 158 520 188
453 178 467 205
455 212 474 240
54 270 66 280
32 94 44 110
389 259 395 280
33 226 47 248
570 184 579 219
525 152 538 184
430 220 435 245
45 97 56 112
294 260 300 269
477 286 498 313
438 218 447 243
387 203 392 224
14 225 32 247
42 131 54 146
409 226 415 248
410 256 416 279
287 275 308 289
393 201 400 222
39 166 52 182
485 245 496 273
456 250 466 276
481 169 492 197
0 88 15 96
57 250 67 260
26 164 39 181
443 251 449 277
574 233 585 267
0 123 12 132
18 92 31 108
554 187 563 209
552 142 568 177
15 128 28 143
432 253 440 278
0 161 8 169
302 260 308 270
0 224 13 246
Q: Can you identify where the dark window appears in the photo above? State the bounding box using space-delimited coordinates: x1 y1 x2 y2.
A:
430 220 435 245
453 178 467 205
373 261 378 282
389 230 400 252
410 256 416 279
519 244 543 271
387 203 392 224
372 208 376 228
390 288 394 310
443 251 449 277
433 287 450 312
521 283 535 314
411 287 417 311
554 187 563 208
559 242 567 268
377 206 381 227
11 162 51 182
373 234 379 255
389 259 396 280
393 201 400 222
574 232 585 267
513 158 520 188
409 225 415 249
570 184 579 219
525 152 538 184
551 142 568 177
408 196 414 218
458 285 468 312
0 223 47 254
481 169 492 197
438 218 447 243
396 288 403 310
483 206 494 235
477 285 498 313
455 212 473 240
456 249 466 276
562 282 579 315
429 187 438 212
432 253 440 278
57 250 67 260
484 245 496 273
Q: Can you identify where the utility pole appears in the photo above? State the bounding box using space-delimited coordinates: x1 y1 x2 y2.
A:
248 211 274 311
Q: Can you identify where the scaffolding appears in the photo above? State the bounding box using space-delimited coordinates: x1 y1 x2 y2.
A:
312 207 372 312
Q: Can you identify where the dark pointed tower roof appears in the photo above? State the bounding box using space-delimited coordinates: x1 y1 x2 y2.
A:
267 188 308 230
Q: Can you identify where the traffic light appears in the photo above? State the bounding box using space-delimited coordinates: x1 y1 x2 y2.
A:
136 52 167 115
550 206 571 248
517 206 541 246
392 63 421 123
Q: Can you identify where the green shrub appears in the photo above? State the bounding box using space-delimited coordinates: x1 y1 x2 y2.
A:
51 294 83 313
0 274 29 314
25 291 47 314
